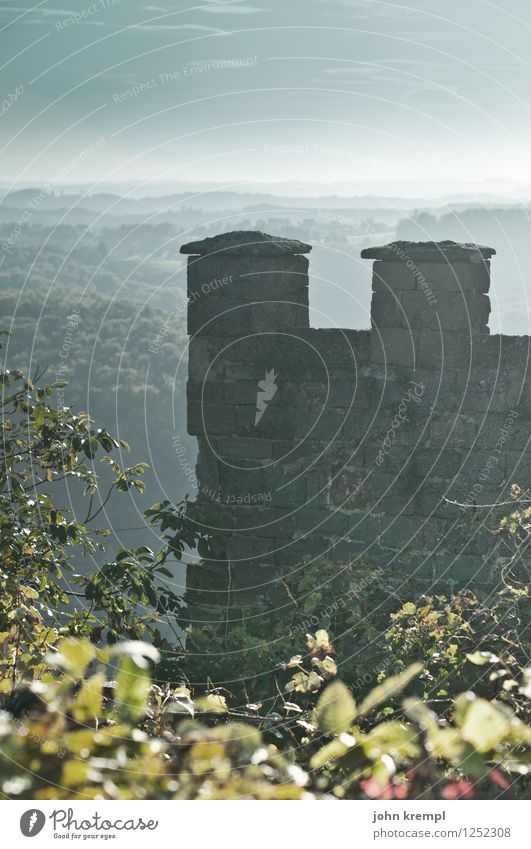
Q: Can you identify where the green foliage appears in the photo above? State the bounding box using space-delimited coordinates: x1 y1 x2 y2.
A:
180 557 401 700
0 332 188 694
1 636 528 801
0 638 309 800
381 591 529 720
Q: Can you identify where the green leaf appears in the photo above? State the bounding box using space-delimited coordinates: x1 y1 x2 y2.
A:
315 680 357 735
115 654 151 722
358 662 423 717
310 733 356 770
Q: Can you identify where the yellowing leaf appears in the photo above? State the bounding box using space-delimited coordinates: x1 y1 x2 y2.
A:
460 700 512 753
285 670 323 695
56 638 95 677
72 672 104 723
194 694 228 714
61 759 90 787
364 721 420 761
427 727 465 761
19 585 38 599
315 680 356 735
466 651 499 666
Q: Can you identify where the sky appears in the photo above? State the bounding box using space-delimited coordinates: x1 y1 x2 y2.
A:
2 0 531 195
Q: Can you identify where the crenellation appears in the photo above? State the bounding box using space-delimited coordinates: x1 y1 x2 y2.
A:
183 231 530 625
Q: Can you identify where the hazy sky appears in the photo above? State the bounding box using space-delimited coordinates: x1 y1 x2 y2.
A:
2 0 531 193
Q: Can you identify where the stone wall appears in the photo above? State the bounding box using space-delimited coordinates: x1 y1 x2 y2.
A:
182 231 530 624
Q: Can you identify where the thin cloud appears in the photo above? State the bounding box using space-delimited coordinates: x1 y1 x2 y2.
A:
130 22 229 34
201 4 265 13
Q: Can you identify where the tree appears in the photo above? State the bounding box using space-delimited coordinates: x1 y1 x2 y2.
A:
0 330 184 699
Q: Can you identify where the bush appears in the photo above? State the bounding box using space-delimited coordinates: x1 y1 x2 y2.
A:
0 634 529 800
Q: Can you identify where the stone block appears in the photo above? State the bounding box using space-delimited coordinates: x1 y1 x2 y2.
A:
187 253 309 292
370 328 417 367
377 515 425 548
328 467 372 511
430 412 477 448
412 368 463 413
196 447 220 490
477 413 529 451
187 380 224 405
411 260 486 294
227 272 308 301
369 472 416 515
187 403 236 436
400 291 490 332
294 406 345 441
370 292 403 328
505 450 531 484
251 300 309 332
461 370 513 413
238 404 295 439
417 330 473 369
229 560 280 592
413 481 462 520
341 407 376 441
215 436 274 461
227 534 276 566
224 380 259 405
188 336 225 382
224 360 261 381
187 296 252 335
372 261 417 291
413 448 462 481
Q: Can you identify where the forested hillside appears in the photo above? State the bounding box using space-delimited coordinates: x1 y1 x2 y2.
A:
0 236 195 563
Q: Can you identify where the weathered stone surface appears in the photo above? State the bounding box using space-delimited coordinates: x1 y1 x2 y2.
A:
370 328 417 367
430 412 477 447
188 403 237 437
181 230 312 256
414 448 462 481
417 330 474 369
184 232 529 619
215 436 275 461
374 260 491 297
400 292 490 331
362 240 496 262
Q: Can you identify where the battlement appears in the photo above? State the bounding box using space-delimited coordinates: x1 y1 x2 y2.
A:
183 231 529 624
